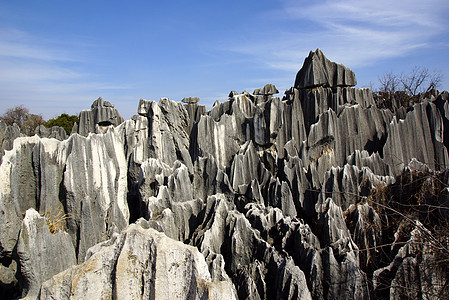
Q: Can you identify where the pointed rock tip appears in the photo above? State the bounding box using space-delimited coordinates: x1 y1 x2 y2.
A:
294 49 357 89
91 97 114 108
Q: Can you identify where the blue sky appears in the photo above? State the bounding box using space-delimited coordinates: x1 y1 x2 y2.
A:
1 0 448 120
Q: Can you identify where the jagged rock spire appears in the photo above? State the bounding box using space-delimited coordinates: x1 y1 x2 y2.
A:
294 48 357 89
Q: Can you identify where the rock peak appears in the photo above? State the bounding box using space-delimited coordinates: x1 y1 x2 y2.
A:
77 97 124 135
91 97 114 108
294 48 357 89
253 83 279 95
182 97 200 104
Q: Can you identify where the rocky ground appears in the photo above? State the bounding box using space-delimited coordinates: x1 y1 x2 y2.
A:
1 49 448 299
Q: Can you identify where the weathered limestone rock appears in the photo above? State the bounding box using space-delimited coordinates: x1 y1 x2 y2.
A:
34 125 67 140
17 208 76 299
77 97 124 136
373 224 448 299
125 115 149 165
0 129 129 266
192 154 233 202
295 48 357 89
182 96 200 104
193 113 241 169
184 102 206 134
346 150 391 176
0 137 41 259
40 222 237 300
230 141 265 192
137 98 152 116
137 158 205 241
0 257 18 298
253 97 285 146
285 86 377 134
384 100 449 175
147 98 193 170
0 123 22 161
318 163 393 211
0 120 7 142
345 202 382 272
253 84 279 95
301 104 393 180
63 131 129 261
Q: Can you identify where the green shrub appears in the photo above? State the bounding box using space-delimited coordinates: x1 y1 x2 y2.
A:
45 113 79 135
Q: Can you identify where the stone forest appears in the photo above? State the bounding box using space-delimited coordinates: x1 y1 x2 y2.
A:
1 49 448 299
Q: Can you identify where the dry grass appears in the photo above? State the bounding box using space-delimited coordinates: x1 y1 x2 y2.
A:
42 206 73 234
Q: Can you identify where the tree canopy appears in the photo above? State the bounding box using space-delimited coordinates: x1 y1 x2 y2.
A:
0 105 46 135
45 114 79 135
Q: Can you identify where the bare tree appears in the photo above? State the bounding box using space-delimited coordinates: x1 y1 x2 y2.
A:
378 71 400 93
376 67 444 110
22 114 46 136
377 67 443 96
0 105 46 135
400 66 443 97
0 105 29 127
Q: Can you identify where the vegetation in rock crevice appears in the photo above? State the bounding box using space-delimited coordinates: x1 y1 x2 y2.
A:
42 207 73 234
347 167 449 298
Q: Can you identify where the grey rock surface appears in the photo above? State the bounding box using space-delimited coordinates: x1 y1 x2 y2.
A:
373 224 448 299
193 113 241 169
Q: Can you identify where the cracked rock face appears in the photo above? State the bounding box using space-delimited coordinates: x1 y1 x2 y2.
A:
1 49 449 299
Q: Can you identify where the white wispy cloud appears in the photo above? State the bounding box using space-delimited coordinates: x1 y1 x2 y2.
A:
0 29 77 62
284 0 443 27
0 28 132 118
227 0 449 71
